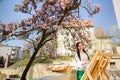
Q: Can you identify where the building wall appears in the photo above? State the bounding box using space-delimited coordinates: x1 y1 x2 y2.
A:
96 27 103 36
107 58 120 70
84 27 112 53
88 27 112 53
57 29 67 56
112 0 120 30
0 46 21 59
91 38 112 53
116 46 120 54
56 27 113 55
85 27 96 39
0 46 12 59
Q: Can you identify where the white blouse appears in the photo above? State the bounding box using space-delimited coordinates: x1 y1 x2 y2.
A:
74 52 89 70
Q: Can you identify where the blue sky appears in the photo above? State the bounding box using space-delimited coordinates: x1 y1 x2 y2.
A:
0 0 31 23
0 0 118 34
80 0 118 33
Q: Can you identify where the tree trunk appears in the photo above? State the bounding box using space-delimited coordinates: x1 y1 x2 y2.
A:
20 47 39 80
20 30 50 80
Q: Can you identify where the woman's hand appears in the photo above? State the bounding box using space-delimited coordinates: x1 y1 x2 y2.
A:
82 60 89 65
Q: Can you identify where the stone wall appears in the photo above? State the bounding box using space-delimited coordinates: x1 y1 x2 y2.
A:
116 46 120 54
32 64 55 79
0 64 58 79
0 60 120 80
91 38 112 53
0 68 18 78
0 66 32 79
36 70 77 80
107 56 120 70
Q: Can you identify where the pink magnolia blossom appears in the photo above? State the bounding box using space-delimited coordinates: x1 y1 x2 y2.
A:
0 0 100 70
86 0 91 2
0 1 101 79
60 0 72 10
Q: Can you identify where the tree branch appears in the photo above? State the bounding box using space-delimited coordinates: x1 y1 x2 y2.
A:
41 38 53 47
81 5 92 16
58 0 82 25
25 38 36 50
46 30 56 37
63 26 76 41
14 27 42 37
37 29 47 48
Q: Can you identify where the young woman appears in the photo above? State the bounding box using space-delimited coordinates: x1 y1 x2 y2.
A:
74 42 90 80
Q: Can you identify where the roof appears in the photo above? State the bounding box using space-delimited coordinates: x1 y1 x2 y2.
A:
111 56 120 59
95 34 113 39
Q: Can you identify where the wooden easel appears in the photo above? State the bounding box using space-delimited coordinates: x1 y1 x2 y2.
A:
81 51 112 80
98 53 112 80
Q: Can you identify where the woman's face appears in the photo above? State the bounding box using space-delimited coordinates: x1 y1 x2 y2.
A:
78 43 84 50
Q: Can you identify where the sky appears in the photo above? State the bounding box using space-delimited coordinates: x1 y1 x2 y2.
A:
80 0 118 33
0 0 118 34
0 0 31 23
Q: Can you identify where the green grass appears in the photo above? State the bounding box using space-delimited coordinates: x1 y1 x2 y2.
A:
89 54 94 58
9 57 30 68
112 53 120 56
9 56 73 68
9 57 54 68
56 56 73 61
35 58 53 64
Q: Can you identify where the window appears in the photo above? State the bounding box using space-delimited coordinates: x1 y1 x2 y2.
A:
110 62 116 69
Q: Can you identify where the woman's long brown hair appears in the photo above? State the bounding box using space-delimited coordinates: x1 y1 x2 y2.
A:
76 42 90 61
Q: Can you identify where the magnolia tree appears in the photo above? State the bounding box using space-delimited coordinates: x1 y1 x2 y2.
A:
0 0 100 80
61 19 94 51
